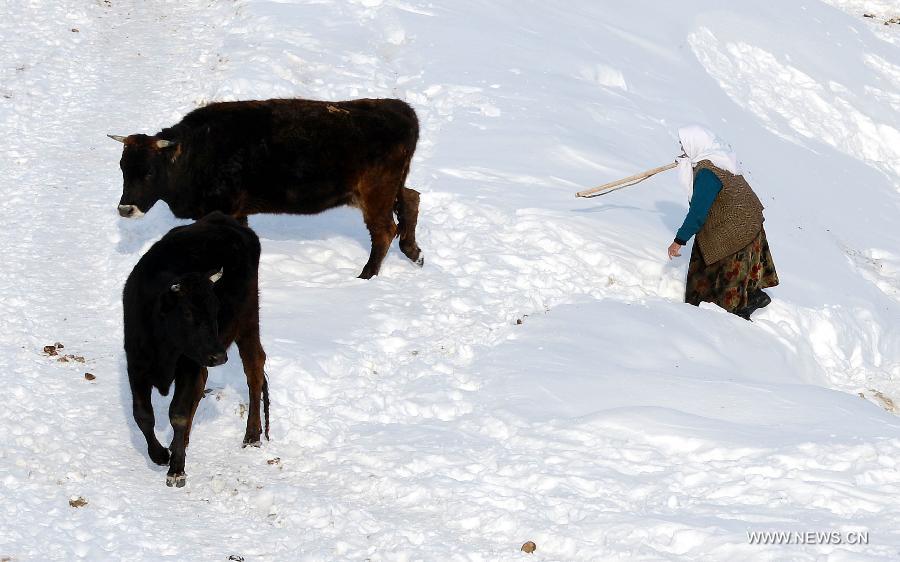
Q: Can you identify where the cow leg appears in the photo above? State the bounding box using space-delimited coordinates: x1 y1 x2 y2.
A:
358 185 398 280
129 377 169 466
237 329 267 446
396 186 423 267
183 366 209 450
166 362 204 487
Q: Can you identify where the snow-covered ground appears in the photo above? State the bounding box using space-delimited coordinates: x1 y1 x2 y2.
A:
2 0 900 560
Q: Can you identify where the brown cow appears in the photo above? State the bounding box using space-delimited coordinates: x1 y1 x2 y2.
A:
110 98 423 279
123 212 267 487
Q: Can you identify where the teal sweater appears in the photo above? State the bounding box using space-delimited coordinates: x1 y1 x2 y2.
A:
674 168 723 245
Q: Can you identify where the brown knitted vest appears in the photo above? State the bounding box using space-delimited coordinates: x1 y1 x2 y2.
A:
694 160 764 265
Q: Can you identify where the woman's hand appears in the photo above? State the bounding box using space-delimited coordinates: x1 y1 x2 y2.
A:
668 241 683 259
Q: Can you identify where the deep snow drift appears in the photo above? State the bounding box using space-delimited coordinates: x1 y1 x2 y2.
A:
2 0 900 560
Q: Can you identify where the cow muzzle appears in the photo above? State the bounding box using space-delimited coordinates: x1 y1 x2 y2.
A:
206 351 228 367
118 204 145 218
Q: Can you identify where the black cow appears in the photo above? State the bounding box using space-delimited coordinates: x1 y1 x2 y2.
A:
110 98 423 279
123 212 268 487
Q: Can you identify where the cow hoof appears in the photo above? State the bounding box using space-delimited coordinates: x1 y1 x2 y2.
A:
166 474 186 488
242 439 261 448
415 254 424 268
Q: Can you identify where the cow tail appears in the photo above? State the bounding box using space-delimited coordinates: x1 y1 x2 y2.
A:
262 371 270 441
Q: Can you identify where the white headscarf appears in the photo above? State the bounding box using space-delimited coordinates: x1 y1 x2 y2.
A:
676 125 740 198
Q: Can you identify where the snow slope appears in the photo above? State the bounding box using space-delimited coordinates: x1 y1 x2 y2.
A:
2 0 900 560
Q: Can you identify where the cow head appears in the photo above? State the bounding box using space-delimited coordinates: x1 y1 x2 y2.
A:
158 268 227 367
109 133 179 218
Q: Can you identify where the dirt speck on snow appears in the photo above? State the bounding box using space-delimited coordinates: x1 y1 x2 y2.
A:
68 496 88 508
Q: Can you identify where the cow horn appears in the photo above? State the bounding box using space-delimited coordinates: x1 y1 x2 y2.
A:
170 283 181 293
156 139 176 149
108 134 127 143
209 268 223 283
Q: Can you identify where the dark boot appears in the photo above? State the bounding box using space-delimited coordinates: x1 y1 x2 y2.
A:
734 290 772 321
734 307 753 321
747 289 772 310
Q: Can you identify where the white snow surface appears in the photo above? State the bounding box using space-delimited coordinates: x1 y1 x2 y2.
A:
2 0 900 560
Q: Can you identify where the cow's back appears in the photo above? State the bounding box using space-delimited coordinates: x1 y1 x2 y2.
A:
171 98 416 157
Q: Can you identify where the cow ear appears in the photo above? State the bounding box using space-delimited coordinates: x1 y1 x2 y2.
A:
169 142 183 164
209 268 223 284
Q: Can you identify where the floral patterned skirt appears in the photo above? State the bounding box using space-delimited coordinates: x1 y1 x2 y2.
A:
685 227 779 312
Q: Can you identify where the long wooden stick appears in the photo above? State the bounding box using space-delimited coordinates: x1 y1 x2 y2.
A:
576 161 678 198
